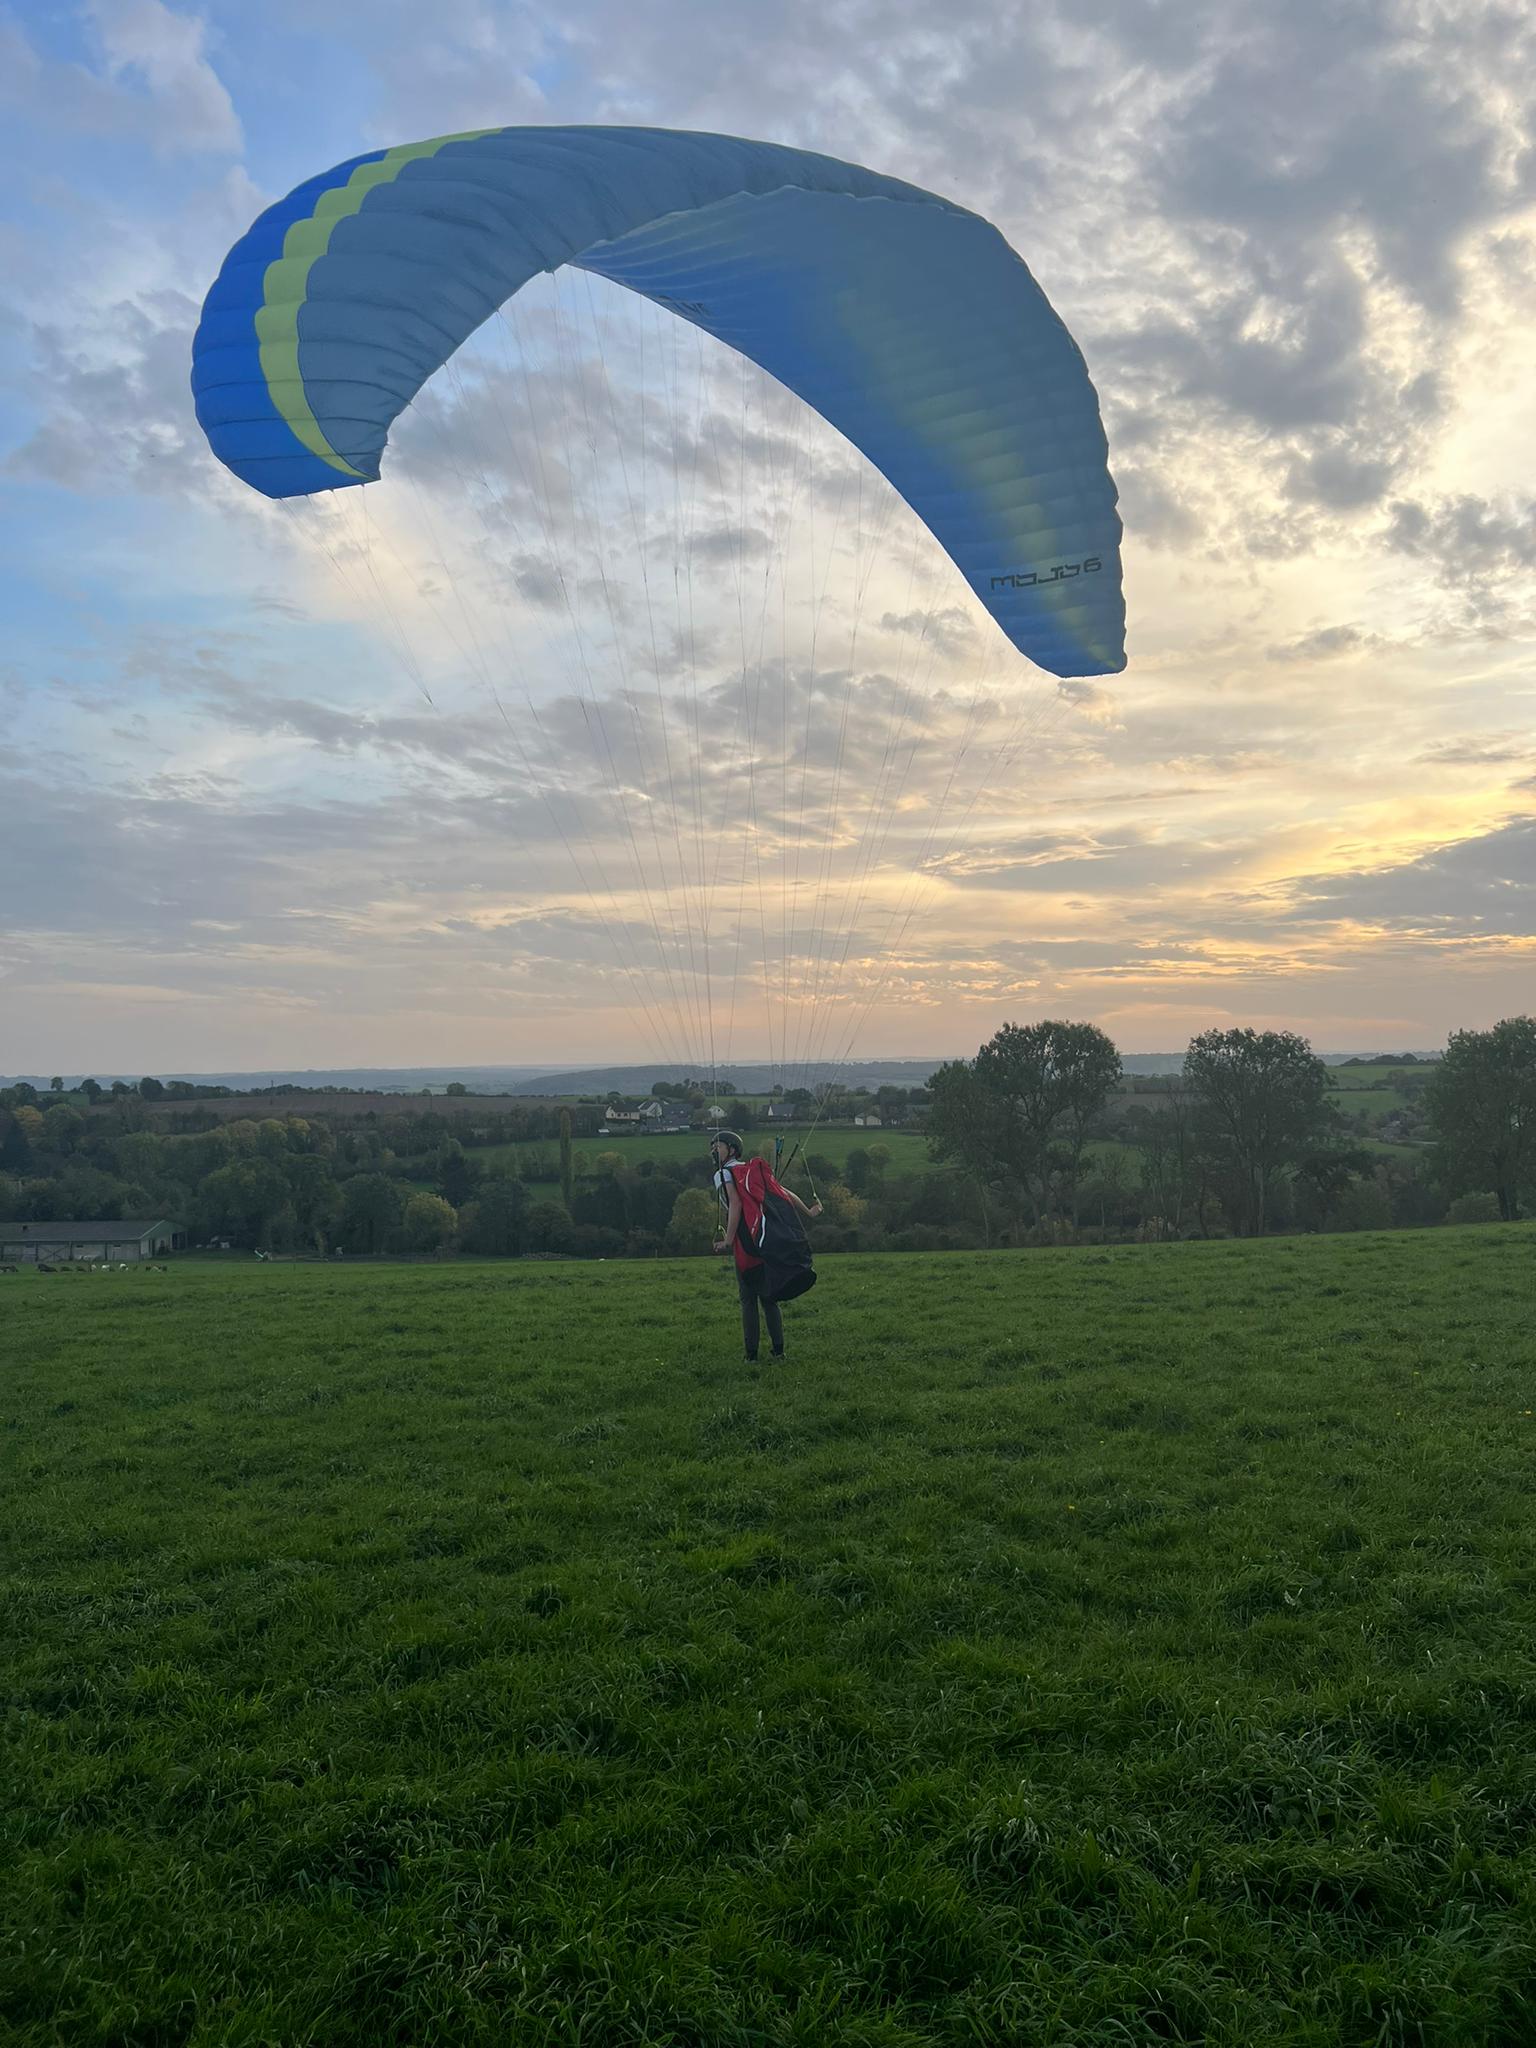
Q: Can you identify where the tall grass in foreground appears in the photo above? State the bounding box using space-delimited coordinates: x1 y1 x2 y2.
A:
4 1228 1535 2045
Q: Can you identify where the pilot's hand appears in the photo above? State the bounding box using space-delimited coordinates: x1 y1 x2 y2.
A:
809 1201 823 1217
712 1236 731 1254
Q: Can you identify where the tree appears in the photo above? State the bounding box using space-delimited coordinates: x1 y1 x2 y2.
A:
197 1159 292 1247
843 1144 891 1195
1082 1147 1133 1233
436 1140 480 1207
928 1022 1122 1226
403 1192 458 1254
1424 1017 1536 1221
666 1187 718 1253
927 1058 1006 1188
573 1178 627 1233
559 1108 574 1209
49 1078 64 1095
0 1114 33 1174
525 1200 576 1254
983 1021 1123 1222
256 1118 291 1160
1332 1175 1394 1232
460 1175 528 1255
339 1173 402 1254
1133 1089 1194 1238
286 1155 342 1250
13 1105 45 1149
444 1081 469 1097
80 1078 103 1103
41 1104 85 1155
1183 1028 1335 1235
1293 1146 1375 1231
818 1181 866 1229
138 1076 165 1101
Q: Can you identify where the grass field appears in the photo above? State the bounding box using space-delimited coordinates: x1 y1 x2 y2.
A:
5 1229 1535 2045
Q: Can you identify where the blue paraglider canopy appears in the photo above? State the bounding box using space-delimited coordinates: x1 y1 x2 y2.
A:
192 125 1123 679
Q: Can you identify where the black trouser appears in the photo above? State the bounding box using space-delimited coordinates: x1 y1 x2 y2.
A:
737 1262 784 1358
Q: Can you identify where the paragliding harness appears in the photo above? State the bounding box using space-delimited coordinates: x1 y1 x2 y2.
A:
724 1146 818 1305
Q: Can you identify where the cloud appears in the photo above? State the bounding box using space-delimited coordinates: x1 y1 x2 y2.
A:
89 0 242 154
1386 492 1536 575
1416 733 1535 768
1384 491 1536 635
5 289 209 495
1111 464 1204 550
508 555 567 609
878 606 977 661
926 821 1242 893
1055 677 1121 725
1265 624 1368 663
0 4 241 156
1283 814 1536 936
1149 4 1524 312
1285 443 1401 514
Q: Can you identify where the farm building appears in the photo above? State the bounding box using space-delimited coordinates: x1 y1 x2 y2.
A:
0 1219 183 1263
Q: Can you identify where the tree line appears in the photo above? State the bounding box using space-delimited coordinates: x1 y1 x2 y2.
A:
927 1017 1534 1239
1 1016 1530 1256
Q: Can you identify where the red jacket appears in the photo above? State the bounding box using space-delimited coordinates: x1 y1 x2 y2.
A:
716 1157 789 1271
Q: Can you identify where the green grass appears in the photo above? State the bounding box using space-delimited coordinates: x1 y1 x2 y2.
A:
1327 1086 1417 1116
5 1229 1536 2045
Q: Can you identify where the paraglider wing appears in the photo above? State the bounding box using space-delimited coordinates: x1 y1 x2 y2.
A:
192 126 1125 678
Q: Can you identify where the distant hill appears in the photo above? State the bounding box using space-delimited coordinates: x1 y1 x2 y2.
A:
0 1066 567 1095
1 1051 1441 1099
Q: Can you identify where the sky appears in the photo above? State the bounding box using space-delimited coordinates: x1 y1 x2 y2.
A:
3 0 1534 1077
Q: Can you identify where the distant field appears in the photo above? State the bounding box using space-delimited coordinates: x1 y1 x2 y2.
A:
5 1227 1534 2045
1328 1086 1417 1115
483 1126 932 1178
1322 1063 1438 1087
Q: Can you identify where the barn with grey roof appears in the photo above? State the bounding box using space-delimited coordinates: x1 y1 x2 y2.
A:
0 1219 183 1263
